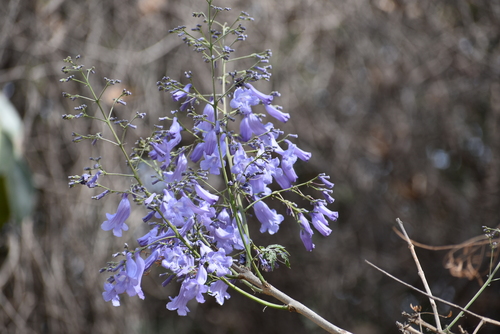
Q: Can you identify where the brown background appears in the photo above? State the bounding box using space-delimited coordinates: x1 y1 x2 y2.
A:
1 0 500 333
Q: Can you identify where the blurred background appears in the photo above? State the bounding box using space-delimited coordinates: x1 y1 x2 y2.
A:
1 0 500 333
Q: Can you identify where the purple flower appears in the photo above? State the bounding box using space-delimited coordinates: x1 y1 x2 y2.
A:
166 285 191 316
190 142 205 162
180 193 213 216
195 103 215 133
161 245 195 275
204 248 233 277
298 214 315 251
230 87 260 114
230 86 283 141
194 183 219 205
137 226 159 247
310 212 332 237
101 193 130 237
157 190 195 227
199 134 226 174
232 143 252 180
314 200 338 221
281 146 298 184
200 152 223 175
240 113 267 142
261 128 285 155
246 153 276 196
322 190 335 204
178 217 196 237
318 173 334 189
265 104 289 123
253 199 283 234
149 117 183 167
209 280 231 305
205 209 246 253
271 165 291 189
87 170 101 188
163 153 188 183
244 83 273 105
102 282 120 306
203 129 217 155
167 117 183 148
121 252 146 298
171 83 192 101
102 251 145 306
144 247 161 271
149 140 170 164
284 139 311 161
167 266 209 316
92 189 110 200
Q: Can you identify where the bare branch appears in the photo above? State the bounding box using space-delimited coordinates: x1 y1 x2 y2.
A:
396 218 442 331
396 321 423 334
402 311 448 334
365 260 500 327
234 266 353 334
472 320 485 334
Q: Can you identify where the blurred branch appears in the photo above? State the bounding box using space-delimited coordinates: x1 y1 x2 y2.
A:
365 261 500 328
472 320 485 334
396 218 442 331
400 311 445 334
235 266 353 334
445 255 500 330
392 227 500 284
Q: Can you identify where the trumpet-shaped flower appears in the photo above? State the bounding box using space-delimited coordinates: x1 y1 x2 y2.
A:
163 153 188 183
314 200 338 221
204 248 233 277
102 251 145 305
298 213 315 252
171 83 192 101
149 117 183 168
310 212 332 237
194 103 215 133
194 183 219 205
244 83 273 105
265 104 289 123
209 280 231 305
101 193 130 237
230 87 260 114
167 265 208 316
253 199 283 234
240 113 268 142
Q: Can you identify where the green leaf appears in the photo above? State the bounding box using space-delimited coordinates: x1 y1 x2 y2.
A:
259 244 291 270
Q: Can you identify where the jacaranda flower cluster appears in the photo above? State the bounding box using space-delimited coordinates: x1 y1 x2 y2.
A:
61 1 337 318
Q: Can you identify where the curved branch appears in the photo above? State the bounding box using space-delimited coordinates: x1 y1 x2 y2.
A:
234 266 353 334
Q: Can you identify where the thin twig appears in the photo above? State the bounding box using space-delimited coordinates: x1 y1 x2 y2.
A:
234 266 353 334
396 218 442 331
396 321 424 334
446 258 500 329
472 320 485 334
365 260 500 327
403 311 446 333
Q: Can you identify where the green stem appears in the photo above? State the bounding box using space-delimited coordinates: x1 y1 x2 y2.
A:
220 277 288 310
78 70 144 188
446 259 500 330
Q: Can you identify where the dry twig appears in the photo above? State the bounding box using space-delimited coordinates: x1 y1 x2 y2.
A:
365 260 500 328
396 218 442 331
